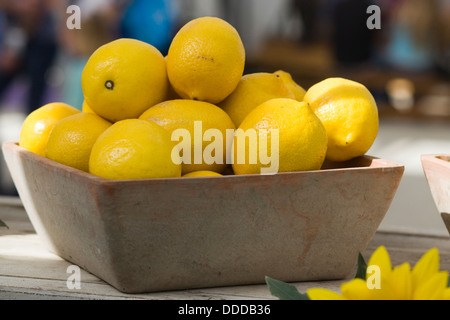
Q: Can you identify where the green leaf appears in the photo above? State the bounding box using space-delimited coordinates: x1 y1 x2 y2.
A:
0 219 8 229
354 252 367 280
265 276 309 300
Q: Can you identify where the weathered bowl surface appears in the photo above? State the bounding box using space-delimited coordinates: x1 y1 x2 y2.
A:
421 154 450 234
2 141 404 293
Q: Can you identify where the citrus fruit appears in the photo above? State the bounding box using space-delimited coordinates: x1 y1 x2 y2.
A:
139 99 235 175
274 70 307 101
182 171 223 177
232 98 328 175
166 17 245 104
82 100 95 114
303 77 379 162
89 119 181 180
219 72 295 127
46 113 112 172
81 38 169 123
19 102 80 157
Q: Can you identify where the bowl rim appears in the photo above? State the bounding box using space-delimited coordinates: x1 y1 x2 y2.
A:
3 141 405 185
421 154 450 169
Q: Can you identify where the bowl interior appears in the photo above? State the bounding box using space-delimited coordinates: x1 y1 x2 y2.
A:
436 155 450 163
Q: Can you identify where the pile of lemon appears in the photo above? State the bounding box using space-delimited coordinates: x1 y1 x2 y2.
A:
19 17 379 180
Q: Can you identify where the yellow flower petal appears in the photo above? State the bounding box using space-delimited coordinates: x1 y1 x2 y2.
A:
388 262 413 300
441 288 450 300
305 246 449 301
340 278 374 300
413 271 449 300
367 246 392 280
412 248 440 288
307 288 346 300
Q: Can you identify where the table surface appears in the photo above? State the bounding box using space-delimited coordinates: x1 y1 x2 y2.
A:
1 196 450 300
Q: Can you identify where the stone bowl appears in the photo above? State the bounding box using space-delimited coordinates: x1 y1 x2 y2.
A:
421 154 450 234
2 141 404 293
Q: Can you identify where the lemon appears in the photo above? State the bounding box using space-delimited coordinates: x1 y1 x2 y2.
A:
82 38 169 123
46 113 112 172
139 99 235 175
19 102 80 157
182 171 223 177
89 119 181 180
219 72 295 127
274 70 307 101
167 17 245 104
303 77 379 162
232 98 328 175
82 100 95 114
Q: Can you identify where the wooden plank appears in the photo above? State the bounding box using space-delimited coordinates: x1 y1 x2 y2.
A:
365 232 450 271
0 196 23 207
0 275 279 300
0 274 346 300
0 197 34 234
0 234 102 283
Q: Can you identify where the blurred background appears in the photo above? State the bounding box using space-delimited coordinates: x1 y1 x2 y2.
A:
0 0 449 236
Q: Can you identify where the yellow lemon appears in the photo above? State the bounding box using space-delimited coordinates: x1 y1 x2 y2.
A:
167 17 245 104
82 100 96 114
45 113 112 172
274 70 307 101
139 99 235 175
89 119 181 180
232 98 327 175
219 72 295 127
82 38 169 123
303 77 379 162
182 171 223 177
19 102 80 157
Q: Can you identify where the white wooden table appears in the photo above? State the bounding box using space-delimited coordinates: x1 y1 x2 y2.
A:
1 195 450 300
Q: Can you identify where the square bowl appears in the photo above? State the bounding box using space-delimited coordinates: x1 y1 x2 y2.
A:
421 154 450 234
2 141 404 293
